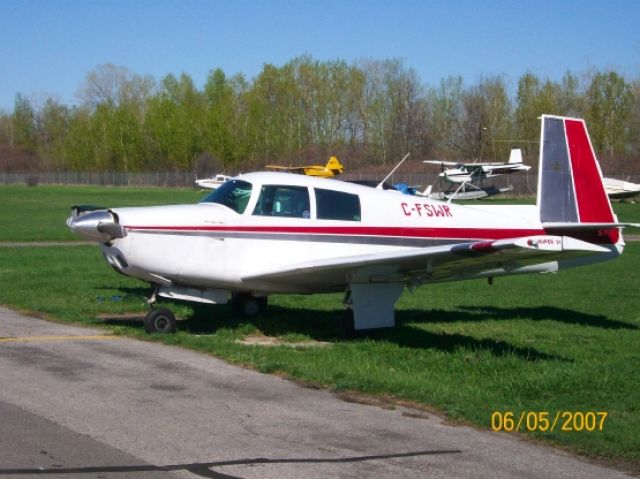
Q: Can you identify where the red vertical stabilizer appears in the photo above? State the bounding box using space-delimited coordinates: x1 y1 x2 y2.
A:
538 115 619 244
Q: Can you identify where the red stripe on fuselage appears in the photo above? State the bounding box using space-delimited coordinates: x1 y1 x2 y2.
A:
124 224 620 245
125 224 545 240
564 119 614 223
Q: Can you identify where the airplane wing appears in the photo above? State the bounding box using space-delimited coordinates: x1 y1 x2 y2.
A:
242 235 609 290
425 161 530 173
423 160 461 166
265 165 294 171
480 164 531 174
425 160 499 168
265 165 312 171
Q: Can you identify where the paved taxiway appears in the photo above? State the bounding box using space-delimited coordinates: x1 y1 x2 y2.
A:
0 307 631 478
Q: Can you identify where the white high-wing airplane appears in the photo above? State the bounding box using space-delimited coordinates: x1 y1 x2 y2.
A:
68 115 633 334
423 148 531 199
424 148 531 184
194 173 232 190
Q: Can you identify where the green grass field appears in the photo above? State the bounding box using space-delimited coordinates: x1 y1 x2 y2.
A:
1 185 639 468
0 185 204 242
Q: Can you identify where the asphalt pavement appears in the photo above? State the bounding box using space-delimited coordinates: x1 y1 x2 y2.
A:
0 307 631 478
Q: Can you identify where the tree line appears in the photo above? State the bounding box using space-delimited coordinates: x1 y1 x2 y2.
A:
0 56 638 175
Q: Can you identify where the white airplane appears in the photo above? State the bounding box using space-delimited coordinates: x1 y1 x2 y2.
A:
424 148 530 199
195 173 233 190
67 115 634 334
425 148 531 184
603 177 640 200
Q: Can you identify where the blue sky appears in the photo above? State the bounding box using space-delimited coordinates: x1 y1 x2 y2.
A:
1 0 639 111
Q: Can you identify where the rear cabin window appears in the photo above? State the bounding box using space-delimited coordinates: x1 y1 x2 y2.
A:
315 188 361 221
200 179 252 214
253 185 310 218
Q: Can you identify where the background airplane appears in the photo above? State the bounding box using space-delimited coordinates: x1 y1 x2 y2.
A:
266 156 344 177
68 116 633 335
195 173 233 190
424 148 531 200
603 177 640 200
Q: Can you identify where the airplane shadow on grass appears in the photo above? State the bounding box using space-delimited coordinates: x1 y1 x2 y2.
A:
180 305 573 362
98 287 636 363
402 305 639 330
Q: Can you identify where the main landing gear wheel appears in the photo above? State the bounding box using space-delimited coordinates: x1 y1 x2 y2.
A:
144 307 177 334
232 293 267 317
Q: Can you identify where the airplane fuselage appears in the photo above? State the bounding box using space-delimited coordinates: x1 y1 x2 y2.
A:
89 172 615 297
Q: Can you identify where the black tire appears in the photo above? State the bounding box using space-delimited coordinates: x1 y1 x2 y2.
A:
144 308 177 334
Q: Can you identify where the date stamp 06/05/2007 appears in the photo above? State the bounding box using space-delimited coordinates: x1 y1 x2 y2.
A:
490 411 609 433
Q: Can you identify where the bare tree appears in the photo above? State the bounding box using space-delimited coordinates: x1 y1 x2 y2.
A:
76 63 155 108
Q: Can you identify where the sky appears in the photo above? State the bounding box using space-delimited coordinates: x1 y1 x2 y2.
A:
1 0 639 111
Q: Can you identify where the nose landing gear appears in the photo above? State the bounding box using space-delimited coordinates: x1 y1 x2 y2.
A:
144 286 177 334
141 287 268 333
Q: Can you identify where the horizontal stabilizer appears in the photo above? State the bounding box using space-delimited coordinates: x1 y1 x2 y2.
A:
451 235 609 255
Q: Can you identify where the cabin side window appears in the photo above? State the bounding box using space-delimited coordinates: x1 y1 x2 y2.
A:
253 185 310 218
200 180 252 214
315 188 361 221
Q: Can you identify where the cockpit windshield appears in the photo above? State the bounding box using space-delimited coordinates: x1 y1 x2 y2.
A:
200 179 252 214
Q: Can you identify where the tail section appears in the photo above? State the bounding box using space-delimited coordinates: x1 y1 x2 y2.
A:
508 148 523 164
537 115 616 224
325 156 344 175
537 115 622 246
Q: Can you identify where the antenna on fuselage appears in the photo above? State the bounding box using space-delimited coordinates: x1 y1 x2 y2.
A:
377 153 410 189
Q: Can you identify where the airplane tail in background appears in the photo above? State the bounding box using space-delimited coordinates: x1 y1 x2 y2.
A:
537 115 621 245
508 148 523 164
325 156 345 175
